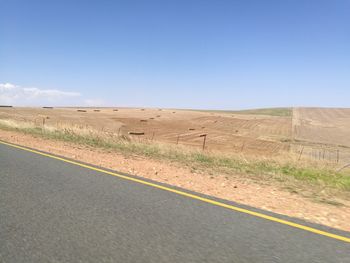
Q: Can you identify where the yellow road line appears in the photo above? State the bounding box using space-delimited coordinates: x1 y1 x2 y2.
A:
1 139 349 243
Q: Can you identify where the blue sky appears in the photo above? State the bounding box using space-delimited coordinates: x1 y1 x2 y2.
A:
1 0 349 109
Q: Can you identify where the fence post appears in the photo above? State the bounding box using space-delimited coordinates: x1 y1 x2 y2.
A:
241 141 245 152
200 134 207 151
298 146 304 161
337 149 340 163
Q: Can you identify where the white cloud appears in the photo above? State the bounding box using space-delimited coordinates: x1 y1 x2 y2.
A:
0 83 81 106
0 83 18 91
22 87 80 99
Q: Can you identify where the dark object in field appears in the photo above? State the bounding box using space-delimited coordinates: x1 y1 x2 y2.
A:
128 132 145 135
140 119 148 122
199 134 207 150
172 112 176 113
188 128 195 131
77 110 87 112
0 105 13 108
149 117 155 120
94 110 100 112
43 107 53 109
113 109 119 111
141 109 145 111
156 115 161 117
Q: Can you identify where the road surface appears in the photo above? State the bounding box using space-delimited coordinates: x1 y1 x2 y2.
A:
0 141 349 262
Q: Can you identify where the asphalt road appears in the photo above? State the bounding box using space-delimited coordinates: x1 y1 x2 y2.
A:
0 142 349 263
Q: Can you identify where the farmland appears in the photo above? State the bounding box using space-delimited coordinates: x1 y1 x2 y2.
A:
0 107 292 156
0 106 349 166
292 108 350 165
293 107 350 147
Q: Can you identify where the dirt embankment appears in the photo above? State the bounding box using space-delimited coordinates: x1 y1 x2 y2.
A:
1 129 349 232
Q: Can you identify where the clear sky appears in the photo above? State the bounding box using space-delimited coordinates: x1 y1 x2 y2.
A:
1 0 349 109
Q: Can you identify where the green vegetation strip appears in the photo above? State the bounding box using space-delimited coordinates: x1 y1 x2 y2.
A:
229 108 292 117
191 108 292 117
0 123 349 192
